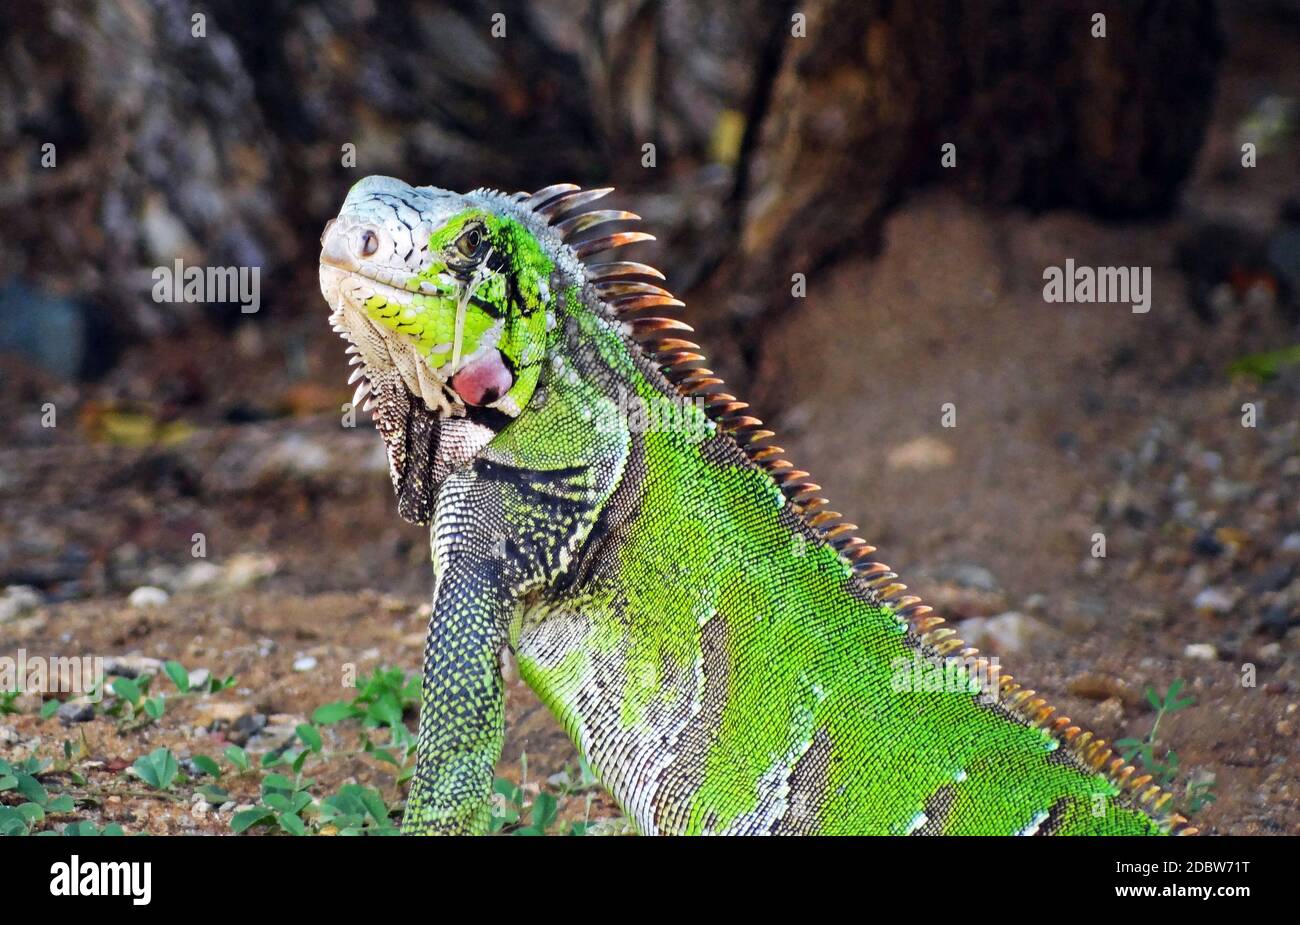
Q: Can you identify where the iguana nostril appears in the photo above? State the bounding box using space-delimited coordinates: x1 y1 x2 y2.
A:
319 218 356 270
359 229 379 257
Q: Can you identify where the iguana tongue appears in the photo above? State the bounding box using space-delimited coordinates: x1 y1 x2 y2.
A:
451 349 513 406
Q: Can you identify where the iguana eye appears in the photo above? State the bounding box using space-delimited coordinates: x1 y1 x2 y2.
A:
359 229 379 257
456 226 484 258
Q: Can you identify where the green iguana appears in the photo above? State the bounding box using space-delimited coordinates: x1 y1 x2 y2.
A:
318 175 1194 836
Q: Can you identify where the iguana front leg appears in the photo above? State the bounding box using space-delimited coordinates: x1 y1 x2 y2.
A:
402 557 512 834
401 443 622 834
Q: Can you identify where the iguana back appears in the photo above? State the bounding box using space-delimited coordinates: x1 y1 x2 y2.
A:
318 176 1192 835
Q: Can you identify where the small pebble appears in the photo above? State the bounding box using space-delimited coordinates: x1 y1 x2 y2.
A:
1068 672 1141 707
1258 642 1284 665
104 654 163 678
128 586 170 608
1192 587 1235 614
1249 563 1296 594
292 655 318 672
886 436 955 471
1095 696 1125 725
222 553 279 590
56 700 95 724
0 585 41 623
230 712 267 745
960 612 1052 656
176 561 222 591
1190 530 1225 558
197 701 253 727
1184 643 1219 661
937 564 1000 593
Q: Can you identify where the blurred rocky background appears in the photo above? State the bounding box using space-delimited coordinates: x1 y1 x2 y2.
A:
1 0 1298 834
2 0 1225 377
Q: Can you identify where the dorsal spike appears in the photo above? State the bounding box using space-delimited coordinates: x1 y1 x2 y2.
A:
629 317 693 337
680 378 727 393
538 187 614 221
784 483 823 501
708 400 749 416
658 350 706 365
585 260 666 281
721 415 765 431
554 209 640 240
661 357 709 376
521 183 580 210
650 337 700 352
662 358 709 378
609 294 686 314
573 232 655 259
679 366 714 377
591 280 675 299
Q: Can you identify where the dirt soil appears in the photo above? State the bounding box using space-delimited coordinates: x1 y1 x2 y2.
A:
1 24 1298 835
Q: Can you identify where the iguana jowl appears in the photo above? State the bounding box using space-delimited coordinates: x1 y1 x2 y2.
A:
318 176 1193 835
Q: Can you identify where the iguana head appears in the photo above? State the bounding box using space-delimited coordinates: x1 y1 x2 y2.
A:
319 176 561 521
320 176 654 524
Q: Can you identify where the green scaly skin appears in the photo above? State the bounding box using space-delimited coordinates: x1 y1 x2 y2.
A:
318 176 1187 835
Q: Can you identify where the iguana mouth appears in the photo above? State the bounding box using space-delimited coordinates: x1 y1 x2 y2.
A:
318 262 464 416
